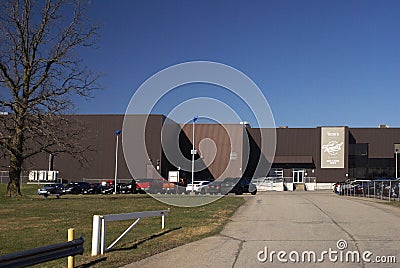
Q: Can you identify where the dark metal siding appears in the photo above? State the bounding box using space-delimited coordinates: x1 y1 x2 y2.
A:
349 128 400 158
245 128 276 177
275 128 318 157
7 114 165 181
256 127 348 183
181 124 243 179
3 113 400 184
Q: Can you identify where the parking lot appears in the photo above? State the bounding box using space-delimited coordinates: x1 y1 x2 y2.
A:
35 177 258 198
127 191 400 268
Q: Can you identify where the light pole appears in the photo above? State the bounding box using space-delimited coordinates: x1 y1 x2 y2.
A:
395 148 398 179
114 130 121 194
48 153 54 171
191 116 198 193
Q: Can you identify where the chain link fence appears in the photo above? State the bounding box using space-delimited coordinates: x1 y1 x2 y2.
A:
0 171 29 184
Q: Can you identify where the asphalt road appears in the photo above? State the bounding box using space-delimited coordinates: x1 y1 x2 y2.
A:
125 192 400 268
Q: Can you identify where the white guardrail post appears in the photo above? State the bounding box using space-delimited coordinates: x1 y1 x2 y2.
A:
91 210 170 256
91 215 101 256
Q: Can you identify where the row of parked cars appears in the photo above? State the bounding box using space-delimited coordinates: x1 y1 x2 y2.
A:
186 178 257 195
37 177 258 198
37 180 141 198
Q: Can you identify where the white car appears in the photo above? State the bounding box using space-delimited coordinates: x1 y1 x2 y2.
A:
186 181 210 193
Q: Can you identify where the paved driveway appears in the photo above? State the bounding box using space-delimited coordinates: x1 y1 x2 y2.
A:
125 192 400 267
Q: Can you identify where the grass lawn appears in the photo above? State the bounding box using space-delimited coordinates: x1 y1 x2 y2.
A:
388 200 400 207
0 184 245 267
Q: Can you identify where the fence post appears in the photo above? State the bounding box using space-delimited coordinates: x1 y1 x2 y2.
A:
68 228 75 268
91 215 101 256
374 181 376 199
363 182 366 197
367 182 370 198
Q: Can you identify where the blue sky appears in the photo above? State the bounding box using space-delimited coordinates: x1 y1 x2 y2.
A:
77 0 400 127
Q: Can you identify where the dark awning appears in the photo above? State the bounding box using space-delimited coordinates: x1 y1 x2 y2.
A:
273 155 314 164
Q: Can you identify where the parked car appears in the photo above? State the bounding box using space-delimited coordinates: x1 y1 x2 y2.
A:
95 181 113 194
37 183 65 198
333 182 341 194
135 178 164 194
119 179 137 194
83 183 102 194
372 178 399 198
101 186 114 194
65 182 92 194
204 181 222 195
339 180 374 195
163 180 178 194
186 181 211 193
221 177 257 195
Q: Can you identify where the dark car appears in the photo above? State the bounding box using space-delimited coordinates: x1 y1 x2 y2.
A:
204 181 222 195
221 177 257 195
83 183 102 194
65 182 92 194
99 181 115 194
118 180 137 194
37 183 65 198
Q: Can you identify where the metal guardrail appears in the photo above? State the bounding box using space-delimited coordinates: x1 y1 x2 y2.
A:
0 236 84 268
252 177 285 191
91 210 169 256
335 180 400 201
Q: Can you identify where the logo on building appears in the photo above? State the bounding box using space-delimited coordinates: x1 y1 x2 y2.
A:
322 141 344 156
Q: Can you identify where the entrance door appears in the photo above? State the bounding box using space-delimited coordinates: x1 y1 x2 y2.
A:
293 169 305 183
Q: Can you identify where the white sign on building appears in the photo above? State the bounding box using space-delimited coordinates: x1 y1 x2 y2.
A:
168 171 179 183
321 127 345 168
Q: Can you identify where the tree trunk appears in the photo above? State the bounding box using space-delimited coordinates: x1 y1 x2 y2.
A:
6 126 24 197
7 155 23 197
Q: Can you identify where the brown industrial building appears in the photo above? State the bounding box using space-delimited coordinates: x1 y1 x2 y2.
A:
1 115 400 188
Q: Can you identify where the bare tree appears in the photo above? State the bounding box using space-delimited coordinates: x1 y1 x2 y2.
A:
0 0 99 197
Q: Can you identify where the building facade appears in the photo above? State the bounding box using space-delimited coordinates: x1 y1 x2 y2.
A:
1 114 399 186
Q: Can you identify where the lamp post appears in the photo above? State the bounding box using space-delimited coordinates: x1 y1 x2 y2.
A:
191 116 198 193
395 148 398 179
48 153 54 171
114 130 121 194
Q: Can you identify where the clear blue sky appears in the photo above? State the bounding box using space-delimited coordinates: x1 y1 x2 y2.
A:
77 0 400 127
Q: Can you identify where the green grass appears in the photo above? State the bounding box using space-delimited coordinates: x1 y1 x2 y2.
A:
388 200 400 207
0 184 245 267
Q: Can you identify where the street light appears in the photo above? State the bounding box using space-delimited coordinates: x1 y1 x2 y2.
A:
191 116 198 193
114 130 121 194
395 148 398 179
